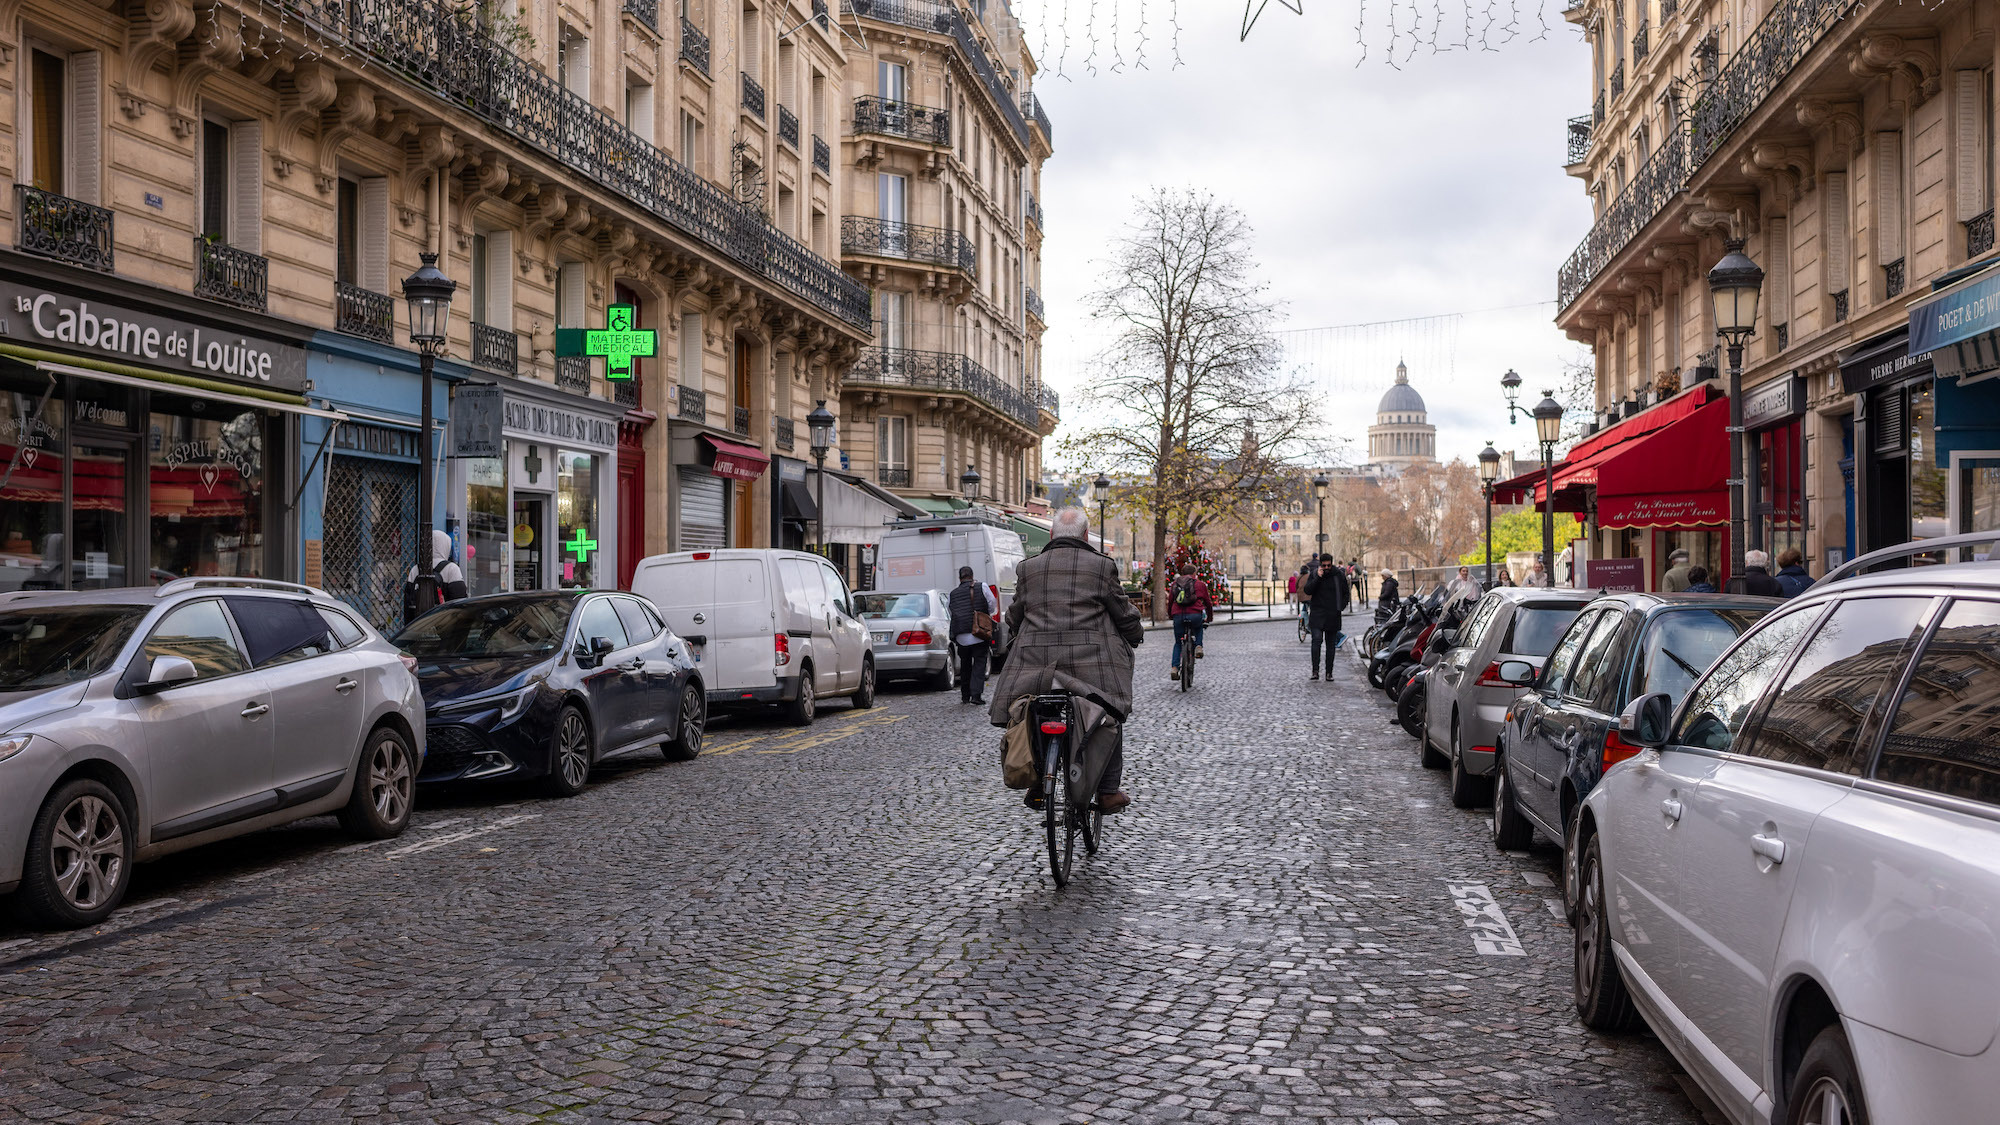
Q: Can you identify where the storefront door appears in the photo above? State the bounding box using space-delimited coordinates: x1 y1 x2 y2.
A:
513 495 548 590
71 437 135 589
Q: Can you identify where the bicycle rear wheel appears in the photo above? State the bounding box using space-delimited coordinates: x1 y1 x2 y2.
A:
1081 801 1103 856
1179 636 1194 691
1044 734 1076 886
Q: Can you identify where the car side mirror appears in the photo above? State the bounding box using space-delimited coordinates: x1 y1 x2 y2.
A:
578 636 615 667
1619 692 1673 749
136 655 199 694
1496 659 1537 686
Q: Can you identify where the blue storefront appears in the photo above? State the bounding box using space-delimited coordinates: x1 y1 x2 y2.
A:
1906 263 2000 541
299 332 464 632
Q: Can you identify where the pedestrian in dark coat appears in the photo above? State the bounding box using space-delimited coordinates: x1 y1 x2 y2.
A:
1773 547 1814 599
988 512 1145 726
1740 549 1784 597
1377 571 1401 610
1302 553 1351 681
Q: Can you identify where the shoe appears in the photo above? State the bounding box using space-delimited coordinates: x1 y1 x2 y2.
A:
1169 667 1180 680
1096 791 1131 814
1310 672 1319 681
1195 645 1204 659
1024 789 1045 810
972 696 986 705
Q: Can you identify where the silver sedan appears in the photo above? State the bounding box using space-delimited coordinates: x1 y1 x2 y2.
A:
854 589 955 692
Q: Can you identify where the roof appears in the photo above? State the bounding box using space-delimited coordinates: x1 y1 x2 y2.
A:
1376 381 1427 415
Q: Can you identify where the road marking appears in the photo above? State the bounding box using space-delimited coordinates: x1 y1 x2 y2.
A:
417 817 468 831
1545 898 1568 922
384 814 540 858
1443 881 1525 956
704 709 907 757
1521 871 1554 887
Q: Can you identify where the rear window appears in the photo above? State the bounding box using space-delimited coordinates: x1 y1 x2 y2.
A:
1503 604 1586 658
856 593 930 618
1631 608 1771 704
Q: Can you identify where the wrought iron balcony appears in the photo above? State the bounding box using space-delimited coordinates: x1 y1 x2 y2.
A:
335 281 394 343
473 322 518 374
265 0 868 330
678 385 707 422
16 185 112 272
778 105 800 148
1661 0 1680 20
1593 93 1605 125
1885 257 1906 299
1567 115 1593 164
1024 286 1044 322
623 0 659 32
742 72 766 119
1024 190 1043 231
877 466 911 487
613 376 641 408
846 347 1040 429
555 355 591 391
1037 383 1060 418
775 416 795 451
680 17 710 75
1609 61 1624 98
1775 322 1789 350
841 216 976 277
193 237 267 312
852 96 950 145
1970 209 1996 258
844 1 1027 146
1631 23 1649 63
1833 289 1850 324
1022 92 1052 143
733 405 751 435
813 134 831 174
812 0 828 28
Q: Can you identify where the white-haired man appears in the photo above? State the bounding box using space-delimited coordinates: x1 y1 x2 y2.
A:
986 507 1145 813
1740 548 1783 597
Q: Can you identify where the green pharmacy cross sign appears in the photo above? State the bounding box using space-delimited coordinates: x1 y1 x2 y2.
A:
554 304 656 380
565 527 598 562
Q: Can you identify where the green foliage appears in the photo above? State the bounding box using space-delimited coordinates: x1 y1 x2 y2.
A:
1460 509 1547 566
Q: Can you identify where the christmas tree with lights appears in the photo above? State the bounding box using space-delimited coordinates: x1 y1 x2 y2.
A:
1165 539 1230 604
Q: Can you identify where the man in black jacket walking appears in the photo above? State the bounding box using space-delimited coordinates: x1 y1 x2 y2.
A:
1302 553 1350 681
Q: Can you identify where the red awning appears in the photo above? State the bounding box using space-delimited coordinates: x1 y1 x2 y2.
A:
1595 393 1730 529
702 435 769 483
1490 384 1725 511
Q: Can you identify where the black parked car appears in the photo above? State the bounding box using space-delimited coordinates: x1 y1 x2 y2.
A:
1491 592 1775 864
394 591 705 797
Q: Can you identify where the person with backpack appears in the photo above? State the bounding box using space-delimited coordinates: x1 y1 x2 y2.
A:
403 529 469 626
949 565 999 705
1302 553 1351 682
1773 547 1814 598
1166 562 1214 681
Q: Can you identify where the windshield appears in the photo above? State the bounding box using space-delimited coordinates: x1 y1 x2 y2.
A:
1505 604 1586 658
0 605 148 690
394 599 572 658
1634 608 1771 704
855 593 931 619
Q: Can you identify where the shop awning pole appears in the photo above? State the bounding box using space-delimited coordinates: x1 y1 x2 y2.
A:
288 418 343 512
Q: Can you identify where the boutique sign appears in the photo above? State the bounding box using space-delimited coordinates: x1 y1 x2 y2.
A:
0 283 307 391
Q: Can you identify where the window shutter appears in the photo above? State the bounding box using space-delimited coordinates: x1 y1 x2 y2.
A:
1823 172 1848 295
485 228 514 328
68 51 101 205
229 118 262 253
358 176 389 294
679 312 703 385
1957 70 1987 221
1767 217 1789 330
1876 132 1904 263
559 262 586 327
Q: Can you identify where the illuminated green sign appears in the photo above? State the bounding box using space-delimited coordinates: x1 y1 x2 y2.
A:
564 527 598 562
553 304 656 380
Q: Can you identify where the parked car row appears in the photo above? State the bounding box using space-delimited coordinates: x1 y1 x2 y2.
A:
1397 533 2000 1124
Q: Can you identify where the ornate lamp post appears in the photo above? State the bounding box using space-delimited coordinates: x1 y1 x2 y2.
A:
960 463 981 504
1092 471 1111 549
806 400 835 550
1478 443 1501 588
1708 238 1764 590
1312 471 1330 559
1501 368 1525 424
401 252 455 611
1533 392 1565 586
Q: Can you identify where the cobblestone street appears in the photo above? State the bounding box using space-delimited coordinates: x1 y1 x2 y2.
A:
1 616 1706 1124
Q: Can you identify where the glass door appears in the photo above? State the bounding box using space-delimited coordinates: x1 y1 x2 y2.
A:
512 494 547 590
71 439 134 589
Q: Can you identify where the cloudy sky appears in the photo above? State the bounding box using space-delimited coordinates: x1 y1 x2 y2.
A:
1020 0 1596 471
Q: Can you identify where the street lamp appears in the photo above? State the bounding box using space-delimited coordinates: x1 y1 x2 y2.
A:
1708 237 1764 591
1501 368 1525 424
401 251 455 613
1533 392 1564 586
1312 471 1330 560
1478 443 1501 589
1092 472 1111 549
806 399 835 551
960 463 981 503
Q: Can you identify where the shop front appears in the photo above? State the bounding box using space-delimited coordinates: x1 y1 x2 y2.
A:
447 378 621 593
1743 374 1806 561
0 270 320 592
667 431 768 553
1905 265 2000 544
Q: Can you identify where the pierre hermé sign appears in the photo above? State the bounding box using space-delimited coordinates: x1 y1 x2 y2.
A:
0 282 308 391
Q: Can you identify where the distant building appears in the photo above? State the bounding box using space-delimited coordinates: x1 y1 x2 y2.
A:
1365 362 1437 466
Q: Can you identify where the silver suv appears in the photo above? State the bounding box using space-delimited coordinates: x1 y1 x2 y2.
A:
0 578 424 928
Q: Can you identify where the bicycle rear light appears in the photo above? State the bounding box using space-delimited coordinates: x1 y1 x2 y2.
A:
1040 721 1068 735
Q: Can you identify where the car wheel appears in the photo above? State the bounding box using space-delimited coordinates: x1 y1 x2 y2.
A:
541 705 594 797
1574 830 1644 1031
663 684 705 762
339 725 416 839
1491 758 1534 851
851 659 876 710
786 668 817 727
1448 724 1493 808
1787 1024 1870 1125
930 654 957 692
17 779 133 929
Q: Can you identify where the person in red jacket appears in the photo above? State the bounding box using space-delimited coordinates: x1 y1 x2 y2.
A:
1166 562 1214 681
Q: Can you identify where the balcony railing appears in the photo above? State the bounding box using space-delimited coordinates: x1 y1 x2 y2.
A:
614 376 641 408
678 385 707 422
16 185 113 272
1661 0 1680 18
335 281 394 342
777 105 800 148
555 355 591 391
1037 383 1060 418
472 322 517 373
852 96 950 145
1970 209 1996 258
1833 289 1850 323
1632 23 1649 62
1885 257 1906 299
1593 93 1605 125
1024 190 1043 231
877 466 911 487
681 17 710 75
841 216 976 277
846 347 1040 429
269 0 869 330
1609 61 1625 98
193 237 268 312
1559 0 1861 312
1567 115 1593 164
775 416 795 450
623 0 659 32
844 0 1027 147
741 72 765 119
1022 91 1052 142
813 0 828 28
1024 286 1044 322
732 405 751 435
813 134 831 174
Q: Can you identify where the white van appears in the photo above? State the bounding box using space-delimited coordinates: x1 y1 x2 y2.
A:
630 549 874 725
872 513 1026 654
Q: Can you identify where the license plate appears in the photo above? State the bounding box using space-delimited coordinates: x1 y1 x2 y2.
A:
872 633 892 644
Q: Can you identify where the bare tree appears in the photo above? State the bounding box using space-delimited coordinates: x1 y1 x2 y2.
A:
1058 188 1323 617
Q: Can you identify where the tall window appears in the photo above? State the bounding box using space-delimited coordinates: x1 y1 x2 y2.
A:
200 116 261 252
28 49 63 193
557 262 586 329
470 232 488 325
558 26 589 96
679 312 704 386
877 291 907 351
877 415 909 471
24 44 99 203
776 185 794 237
740 5 759 76
1956 68 1996 233
878 60 906 102
626 77 653 139
336 177 359 285
778 41 796 109
681 111 701 171
877 173 907 224
469 229 512 329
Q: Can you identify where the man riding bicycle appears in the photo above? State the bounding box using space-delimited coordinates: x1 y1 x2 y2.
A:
1165 562 1214 681
988 507 1144 814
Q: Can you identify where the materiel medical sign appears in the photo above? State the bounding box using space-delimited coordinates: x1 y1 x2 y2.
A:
553 304 656 379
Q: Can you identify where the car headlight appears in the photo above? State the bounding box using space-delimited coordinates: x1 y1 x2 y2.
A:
0 734 31 764
434 682 540 721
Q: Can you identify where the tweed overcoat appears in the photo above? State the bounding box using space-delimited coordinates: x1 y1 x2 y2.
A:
987 537 1144 726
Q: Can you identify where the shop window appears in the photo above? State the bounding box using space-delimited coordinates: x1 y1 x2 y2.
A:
25 44 100 203
201 115 262 253
149 391 267 581
465 456 507 596
0 369 65 593
1756 420 1804 561
1911 384 1948 543
556 451 600 588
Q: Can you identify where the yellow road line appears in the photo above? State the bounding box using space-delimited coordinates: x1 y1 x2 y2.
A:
705 708 905 757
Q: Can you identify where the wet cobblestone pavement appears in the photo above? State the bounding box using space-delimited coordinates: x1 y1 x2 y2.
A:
1 616 1704 1124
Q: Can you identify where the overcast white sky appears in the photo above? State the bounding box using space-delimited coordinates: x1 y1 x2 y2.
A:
1021 0 1596 471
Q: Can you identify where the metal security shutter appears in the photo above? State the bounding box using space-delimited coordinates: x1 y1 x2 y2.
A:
324 455 418 631
1872 390 1906 455
678 467 727 550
